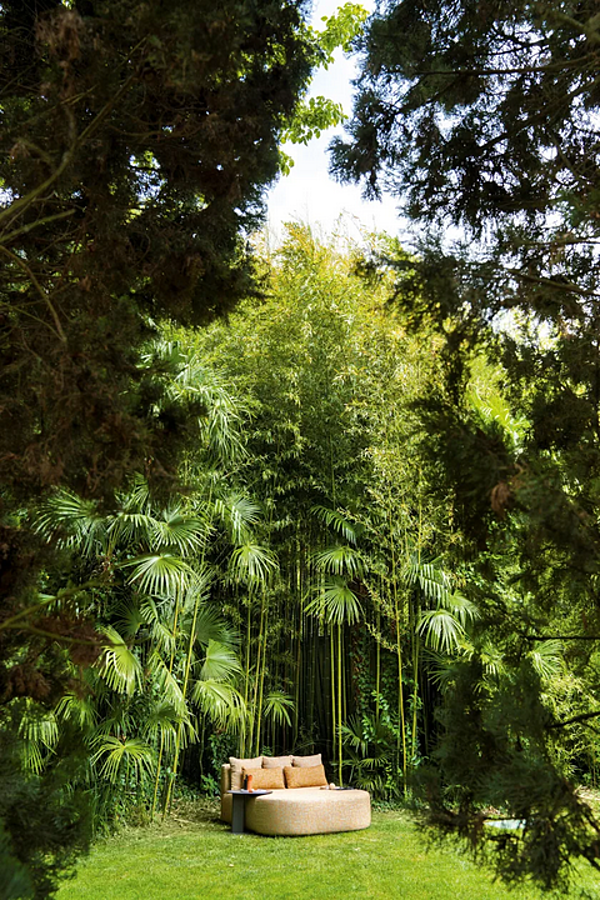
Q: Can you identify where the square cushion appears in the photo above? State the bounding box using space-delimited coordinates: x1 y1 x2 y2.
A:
242 766 285 790
262 755 293 769
284 763 328 789
229 756 262 791
291 753 322 767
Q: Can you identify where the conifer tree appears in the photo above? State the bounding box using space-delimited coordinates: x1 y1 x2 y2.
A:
332 1 600 889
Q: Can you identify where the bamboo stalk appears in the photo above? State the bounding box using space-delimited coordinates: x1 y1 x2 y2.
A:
337 622 343 785
151 590 181 821
389 507 407 794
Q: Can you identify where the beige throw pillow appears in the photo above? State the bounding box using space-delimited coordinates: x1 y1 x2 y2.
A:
229 755 262 791
242 766 285 790
291 753 322 767
284 763 328 788
262 755 293 768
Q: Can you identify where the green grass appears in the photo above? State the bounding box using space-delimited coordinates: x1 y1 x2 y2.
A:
57 802 598 900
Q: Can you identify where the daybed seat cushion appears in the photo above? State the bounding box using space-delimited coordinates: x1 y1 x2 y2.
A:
244 786 371 836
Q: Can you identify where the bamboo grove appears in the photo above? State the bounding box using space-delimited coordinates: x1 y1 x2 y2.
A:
14 226 470 825
9 221 600 893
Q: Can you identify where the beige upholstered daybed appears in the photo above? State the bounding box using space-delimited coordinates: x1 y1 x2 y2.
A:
220 753 371 836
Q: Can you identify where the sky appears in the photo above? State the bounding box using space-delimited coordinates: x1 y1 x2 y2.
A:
265 0 403 244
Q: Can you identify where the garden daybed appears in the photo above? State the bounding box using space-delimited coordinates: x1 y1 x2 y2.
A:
220 754 371 836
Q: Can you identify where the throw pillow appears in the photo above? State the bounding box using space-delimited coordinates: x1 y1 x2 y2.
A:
229 756 262 791
242 766 285 790
284 763 328 788
262 755 293 768
291 753 322 767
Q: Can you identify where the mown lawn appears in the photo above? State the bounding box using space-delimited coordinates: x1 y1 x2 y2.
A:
57 802 598 900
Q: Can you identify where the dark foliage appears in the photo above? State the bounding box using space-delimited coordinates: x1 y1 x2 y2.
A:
0 724 91 899
0 0 315 893
333 0 600 889
0 0 313 504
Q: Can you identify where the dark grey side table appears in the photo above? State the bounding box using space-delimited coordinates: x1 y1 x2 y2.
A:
227 789 272 834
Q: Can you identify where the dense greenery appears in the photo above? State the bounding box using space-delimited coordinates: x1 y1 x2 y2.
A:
332 0 600 890
26 227 456 818
6 0 600 895
0 1 368 894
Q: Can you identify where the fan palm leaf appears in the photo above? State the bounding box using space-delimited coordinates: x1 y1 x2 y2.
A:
192 603 239 649
311 505 361 543
147 650 187 714
122 553 196 598
417 608 466 654
304 576 362 625
91 736 155 784
264 691 294 727
313 544 364 578
55 691 97 730
17 701 59 772
528 640 564 680
192 679 246 729
151 507 208 555
213 494 262 544
198 640 242 682
96 625 142 695
228 542 278 585
106 511 158 547
35 490 105 556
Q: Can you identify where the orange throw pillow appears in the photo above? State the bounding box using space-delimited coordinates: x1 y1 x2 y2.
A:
242 766 285 790
284 763 328 788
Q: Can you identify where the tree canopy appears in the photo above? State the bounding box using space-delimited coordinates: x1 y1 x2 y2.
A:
332 0 600 890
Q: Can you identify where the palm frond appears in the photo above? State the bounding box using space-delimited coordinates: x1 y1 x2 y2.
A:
17 701 59 772
304 577 362 625
35 489 105 556
122 553 196 598
106 511 158 547
198 640 242 682
151 507 208 554
313 544 364 578
96 625 142 695
409 559 451 603
91 736 155 784
417 609 466 654
192 603 239 649
213 494 262 544
119 473 153 513
192 679 246 729
115 602 146 639
264 691 295 727
528 640 564 680
55 692 97 730
228 543 278 585
146 650 187 714
142 701 179 752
